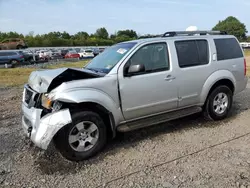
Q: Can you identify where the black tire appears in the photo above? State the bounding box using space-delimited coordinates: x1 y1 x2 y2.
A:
16 45 23 49
54 111 107 161
10 59 18 68
203 85 233 121
28 57 35 64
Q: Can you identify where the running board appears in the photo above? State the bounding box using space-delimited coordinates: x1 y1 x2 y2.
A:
117 106 202 132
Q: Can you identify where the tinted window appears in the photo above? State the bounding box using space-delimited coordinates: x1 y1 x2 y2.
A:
10 39 18 42
0 52 13 56
6 52 17 56
128 43 169 73
214 38 243 61
85 50 93 53
0 52 7 56
175 40 209 68
197 40 209 64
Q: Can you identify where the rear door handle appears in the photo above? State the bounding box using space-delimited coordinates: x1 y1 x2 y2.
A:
165 75 176 81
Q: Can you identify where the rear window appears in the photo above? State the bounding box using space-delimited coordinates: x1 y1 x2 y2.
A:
85 50 93 53
175 40 209 68
10 39 19 42
214 38 243 61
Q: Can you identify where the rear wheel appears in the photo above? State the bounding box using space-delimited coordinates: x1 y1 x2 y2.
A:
203 85 233 120
10 60 18 68
16 45 23 49
54 111 107 161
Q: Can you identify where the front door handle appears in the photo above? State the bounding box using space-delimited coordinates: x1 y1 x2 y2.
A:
165 75 176 81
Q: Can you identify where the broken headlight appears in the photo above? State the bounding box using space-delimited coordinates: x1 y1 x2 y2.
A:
41 94 52 109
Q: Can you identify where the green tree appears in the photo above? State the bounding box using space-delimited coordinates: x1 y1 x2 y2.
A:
95 27 109 39
61 31 71 39
212 16 248 41
110 34 117 39
73 31 89 40
117 29 137 39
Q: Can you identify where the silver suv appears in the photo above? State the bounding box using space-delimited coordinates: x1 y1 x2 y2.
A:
21 31 248 161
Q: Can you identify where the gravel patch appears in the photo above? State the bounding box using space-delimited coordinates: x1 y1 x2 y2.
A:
0 82 250 187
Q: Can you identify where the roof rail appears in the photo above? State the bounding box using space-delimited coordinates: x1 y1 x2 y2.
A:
162 30 227 37
138 35 162 39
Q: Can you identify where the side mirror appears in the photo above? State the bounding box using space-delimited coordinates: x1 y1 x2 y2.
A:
126 64 145 76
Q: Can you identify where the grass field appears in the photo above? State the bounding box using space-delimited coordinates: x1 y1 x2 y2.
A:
0 60 88 87
244 50 250 57
1 51 250 87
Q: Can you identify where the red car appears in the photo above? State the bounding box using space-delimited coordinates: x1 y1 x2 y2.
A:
64 51 80 59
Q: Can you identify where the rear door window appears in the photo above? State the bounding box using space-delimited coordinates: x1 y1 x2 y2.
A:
0 52 9 56
175 40 209 68
214 38 243 60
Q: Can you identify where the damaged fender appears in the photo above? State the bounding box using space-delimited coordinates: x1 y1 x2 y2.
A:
49 88 123 126
31 109 72 149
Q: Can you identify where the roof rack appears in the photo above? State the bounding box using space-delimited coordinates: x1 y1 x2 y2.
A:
162 31 227 37
138 35 162 39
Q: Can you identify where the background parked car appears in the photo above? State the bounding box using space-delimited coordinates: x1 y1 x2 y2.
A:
0 51 25 68
64 51 80 58
0 38 28 50
18 50 39 63
50 52 64 60
92 48 100 57
75 48 81 53
99 47 105 53
61 49 69 58
78 49 94 58
37 51 50 61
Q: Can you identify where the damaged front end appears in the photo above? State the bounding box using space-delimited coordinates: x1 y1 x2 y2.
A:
21 67 103 149
22 102 72 149
28 67 103 93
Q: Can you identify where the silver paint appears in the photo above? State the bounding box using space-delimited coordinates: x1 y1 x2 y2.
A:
21 34 248 151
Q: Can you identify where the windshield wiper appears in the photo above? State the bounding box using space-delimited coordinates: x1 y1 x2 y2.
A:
86 67 106 74
85 67 99 73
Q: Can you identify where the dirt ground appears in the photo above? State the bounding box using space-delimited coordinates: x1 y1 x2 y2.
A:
0 80 250 188
246 56 250 66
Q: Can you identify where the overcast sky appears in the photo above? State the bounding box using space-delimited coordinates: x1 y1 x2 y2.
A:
0 0 249 35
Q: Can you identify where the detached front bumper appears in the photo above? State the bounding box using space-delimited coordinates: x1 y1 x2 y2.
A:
21 103 72 149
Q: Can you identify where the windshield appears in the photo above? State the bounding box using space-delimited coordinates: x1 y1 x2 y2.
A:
85 50 93 53
85 42 137 73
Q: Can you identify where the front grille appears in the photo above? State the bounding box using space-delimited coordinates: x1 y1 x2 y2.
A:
23 85 40 108
24 88 33 104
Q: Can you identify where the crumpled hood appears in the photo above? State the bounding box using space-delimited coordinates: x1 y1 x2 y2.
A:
28 67 102 93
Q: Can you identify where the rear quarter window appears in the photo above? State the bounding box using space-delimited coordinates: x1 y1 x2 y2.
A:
214 38 243 61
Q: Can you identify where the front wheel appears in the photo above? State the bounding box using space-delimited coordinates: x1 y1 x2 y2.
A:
203 85 233 121
54 111 107 161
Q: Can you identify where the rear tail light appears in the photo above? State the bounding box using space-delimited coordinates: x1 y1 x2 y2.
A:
20 55 24 58
244 58 246 76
